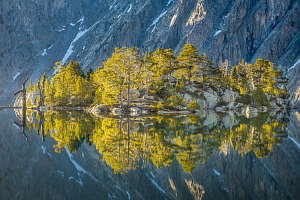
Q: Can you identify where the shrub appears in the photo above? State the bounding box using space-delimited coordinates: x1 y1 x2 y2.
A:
156 102 164 110
236 94 254 105
167 95 183 105
252 88 269 107
188 101 200 109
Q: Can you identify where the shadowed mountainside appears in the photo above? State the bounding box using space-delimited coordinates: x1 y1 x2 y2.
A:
0 0 299 105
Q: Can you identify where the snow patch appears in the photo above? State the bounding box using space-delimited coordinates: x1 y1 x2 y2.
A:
151 11 167 27
61 21 99 64
66 149 88 173
41 49 47 56
65 148 100 183
213 169 220 176
214 30 222 36
146 174 166 194
167 0 173 6
126 191 131 199
288 136 300 149
48 45 53 50
77 17 84 25
82 153 84 157
41 146 46 154
11 72 20 82
70 23 76 26
288 58 300 72
76 178 83 186
57 28 65 32
127 4 132 12
110 0 117 9
56 170 64 176
148 11 167 33
150 171 155 178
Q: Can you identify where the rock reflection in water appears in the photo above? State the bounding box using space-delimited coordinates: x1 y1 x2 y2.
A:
22 110 287 174
0 109 299 200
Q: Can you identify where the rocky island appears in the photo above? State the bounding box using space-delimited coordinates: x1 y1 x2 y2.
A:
14 44 289 118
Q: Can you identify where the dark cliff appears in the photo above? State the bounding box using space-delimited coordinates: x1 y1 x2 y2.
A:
0 0 299 105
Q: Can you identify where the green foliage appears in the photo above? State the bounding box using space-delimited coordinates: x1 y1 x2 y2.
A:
236 94 254 105
28 44 287 109
252 88 269 107
188 101 200 109
26 111 287 174
156 102 164 110
167 95 183 106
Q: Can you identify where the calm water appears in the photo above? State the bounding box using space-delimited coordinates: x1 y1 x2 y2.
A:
0 108 299 200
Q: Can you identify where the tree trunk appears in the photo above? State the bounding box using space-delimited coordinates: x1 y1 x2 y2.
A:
128 73 131 107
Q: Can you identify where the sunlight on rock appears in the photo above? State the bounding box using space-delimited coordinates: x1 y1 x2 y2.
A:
168 178 177 197
295 112 300 121
186 0 206 26
185 179 205 200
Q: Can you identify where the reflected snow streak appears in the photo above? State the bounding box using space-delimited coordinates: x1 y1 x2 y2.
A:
23 110 287 174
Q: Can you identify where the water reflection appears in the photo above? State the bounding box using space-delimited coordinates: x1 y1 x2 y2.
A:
13 108 28 141
18 110 287 174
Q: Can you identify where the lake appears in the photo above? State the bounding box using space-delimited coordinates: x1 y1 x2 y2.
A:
0 108 299 200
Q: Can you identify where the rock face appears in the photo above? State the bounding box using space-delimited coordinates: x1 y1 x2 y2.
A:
14 91 40 107
0 0 299 105
204 92 220 108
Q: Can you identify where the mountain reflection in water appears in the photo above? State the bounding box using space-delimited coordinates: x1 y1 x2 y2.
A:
1 109 299 200
20 109 287 174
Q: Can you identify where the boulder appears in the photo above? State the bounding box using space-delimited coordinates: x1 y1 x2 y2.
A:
88 104 109 114
204 111 219 126
14 91 40 107
221 89 239 103
228 102 235 110
123 88 140 100
186 85 197 93
244 106 258 118
204 92 220 108
143 95 154 100
122 121 140 134
221 114 238 128
276 98 284 107
262 106 268 112
129 107 140 116
112 108 123 115
207 88 218 97
182 93 194 106
68 96 77 103
215 106 226 112
269 101 278 109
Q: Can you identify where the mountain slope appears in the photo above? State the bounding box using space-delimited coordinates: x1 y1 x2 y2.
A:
0 0 299 105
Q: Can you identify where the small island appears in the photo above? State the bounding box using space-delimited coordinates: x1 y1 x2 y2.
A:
16 44 289 116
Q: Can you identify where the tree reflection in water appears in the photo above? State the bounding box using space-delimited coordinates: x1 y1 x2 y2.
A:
21 110 287 174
